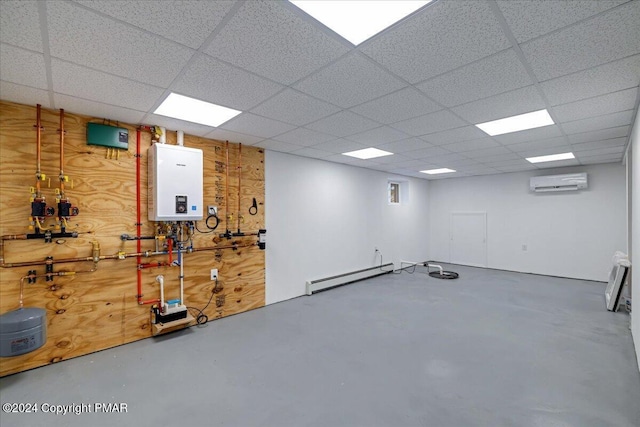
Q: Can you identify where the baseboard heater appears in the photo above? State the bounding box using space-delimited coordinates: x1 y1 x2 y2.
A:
305 263 393 295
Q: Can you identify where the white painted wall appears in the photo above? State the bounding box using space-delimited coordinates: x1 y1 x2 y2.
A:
265 151 430 304
428 163 626 282
629 107 640 372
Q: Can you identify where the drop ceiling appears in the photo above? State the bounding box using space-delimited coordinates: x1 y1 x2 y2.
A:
1 0 639 180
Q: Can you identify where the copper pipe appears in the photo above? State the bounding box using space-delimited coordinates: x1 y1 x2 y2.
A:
18 265 97 309
191 242 256 253
35 104 42 198
1 238 256 268
59 108 65 198
225 140 230 234
0 234 28 267
237 143 242 233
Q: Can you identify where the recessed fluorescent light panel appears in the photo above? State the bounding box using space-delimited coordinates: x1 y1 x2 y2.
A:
526 152 575 164
343 148 393 160
154 93 241 127
475 109 554 136
420 168 456 175
289 1 431 45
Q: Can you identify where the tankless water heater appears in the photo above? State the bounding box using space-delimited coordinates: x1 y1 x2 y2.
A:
148 143 203 221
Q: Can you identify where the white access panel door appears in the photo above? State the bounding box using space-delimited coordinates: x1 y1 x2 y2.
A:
450 212 487 267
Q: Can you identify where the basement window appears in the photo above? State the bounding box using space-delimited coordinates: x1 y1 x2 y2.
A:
389 182 400 204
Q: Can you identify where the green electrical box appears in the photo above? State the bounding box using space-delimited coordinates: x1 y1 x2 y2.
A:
86 122 129 150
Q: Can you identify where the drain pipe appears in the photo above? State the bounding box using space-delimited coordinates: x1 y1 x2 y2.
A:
156 275 165 311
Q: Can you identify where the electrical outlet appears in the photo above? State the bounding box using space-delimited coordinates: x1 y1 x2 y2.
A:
375 247 379 252
210 268 218 281
208 206 217 216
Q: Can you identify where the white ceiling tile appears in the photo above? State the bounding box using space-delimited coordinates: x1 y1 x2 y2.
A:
493 164 538 173
551 88 638 123
478 153 522 163
310 139 367 154
375 138 433 153
323 154 379 169
426 153 470 164
47 1 193 87
392 110 467 137
561 110 635 134
533 159 581 169
578 154 624 165
567 126 630 144
540 55 640 106
174 54 284 111
482 159 531 168
294 53 406 108
55 94 145 125
204 0 349 85
51 59 163 111
250 89 340 126
1 81 51 108
75 0 235 49
423 171 465 180
404 146 453 159
496 0 627 43
254 139 301 153
290 147 333 159
0 44 47 89
571 137 628 152
492 125 564 145
462 146 514 159
437 158 483 168
521 1 640 81
453 165 500 174
0 0 42 52
361 0 510 83
514 146 574 159
507 136 569 153
387 166 422 173
345 126 410 145
305 110 379 138
572 145 627 158
272 127 335 147
392 159 438 170
204 129 264 146
422 126 488 146
220 113 295 139
369 153 412 165
417 49 533 107
350 87 441 124
451 86 545 124
443 138 501 153
144 113 216 137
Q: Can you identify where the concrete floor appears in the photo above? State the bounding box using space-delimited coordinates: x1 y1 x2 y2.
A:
1 264 639 427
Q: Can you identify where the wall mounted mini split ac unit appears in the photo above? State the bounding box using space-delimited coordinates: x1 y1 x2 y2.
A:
529 173 588 193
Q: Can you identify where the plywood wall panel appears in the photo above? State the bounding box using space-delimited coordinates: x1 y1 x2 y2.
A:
0 101 265 376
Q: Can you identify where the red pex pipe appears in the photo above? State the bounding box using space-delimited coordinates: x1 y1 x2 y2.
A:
136 129 143 304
